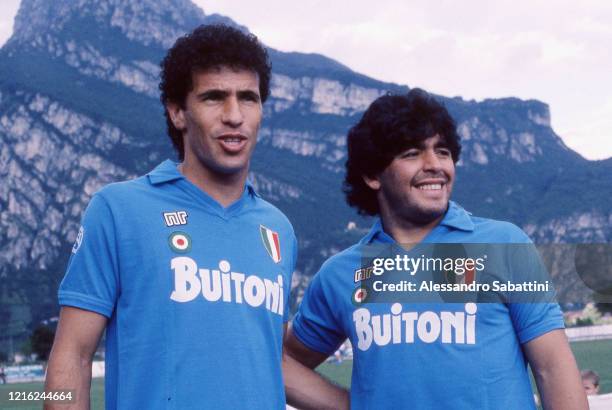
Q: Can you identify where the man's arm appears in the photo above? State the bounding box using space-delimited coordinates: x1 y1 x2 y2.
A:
523 329 588 410
44 306 107 410
283 324 349 410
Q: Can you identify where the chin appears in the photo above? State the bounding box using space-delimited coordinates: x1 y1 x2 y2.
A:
418 210 446 224
209 159 249 175
409 202 448 225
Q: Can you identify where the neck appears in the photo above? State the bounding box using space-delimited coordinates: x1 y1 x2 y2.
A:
179 160 248 208
380 208 445 246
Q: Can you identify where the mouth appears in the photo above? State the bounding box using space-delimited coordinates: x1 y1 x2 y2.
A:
216 133 248 153
413 179 448 197
413 179 448 193
416 183 443 191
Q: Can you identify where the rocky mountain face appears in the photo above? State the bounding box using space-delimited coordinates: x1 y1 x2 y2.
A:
1 0 610 349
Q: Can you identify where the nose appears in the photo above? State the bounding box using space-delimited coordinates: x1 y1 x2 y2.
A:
221 96 243 127
422 148 442 171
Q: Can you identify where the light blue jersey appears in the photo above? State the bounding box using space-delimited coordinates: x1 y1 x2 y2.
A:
59 160 297 410
293 201 563 410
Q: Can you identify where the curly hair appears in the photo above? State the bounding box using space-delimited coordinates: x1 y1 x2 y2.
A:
159 24 271 160
343 88 461 215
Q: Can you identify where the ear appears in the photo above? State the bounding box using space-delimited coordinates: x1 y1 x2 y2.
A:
363 174 381 191
166 101 186 131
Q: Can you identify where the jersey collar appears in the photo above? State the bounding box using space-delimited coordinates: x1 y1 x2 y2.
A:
147 159 184 185
439 201 475 232
361 201 475 244
147 159 258 195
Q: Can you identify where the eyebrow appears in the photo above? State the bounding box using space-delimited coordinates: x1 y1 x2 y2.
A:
196 89 260 102
237 90 261 101
433 139 450 148
405 138 450 150
197 89 228 100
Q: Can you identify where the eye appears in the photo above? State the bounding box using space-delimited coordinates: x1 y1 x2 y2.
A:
199 90 225 102
436 148 452 157
401 149 420 158
239 91 261 103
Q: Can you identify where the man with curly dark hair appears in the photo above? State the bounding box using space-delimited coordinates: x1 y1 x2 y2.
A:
45 24 298 409
343 90 461 219
159 24 271 162
284 89 587 409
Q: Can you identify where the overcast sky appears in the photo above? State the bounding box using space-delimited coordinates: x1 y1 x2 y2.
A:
1 0 611 160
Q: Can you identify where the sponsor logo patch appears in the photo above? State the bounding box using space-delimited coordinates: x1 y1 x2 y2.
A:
260 225 281 263
168 231 191 253
163 211 188 227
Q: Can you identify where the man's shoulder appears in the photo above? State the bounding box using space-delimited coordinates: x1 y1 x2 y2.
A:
468 214 531 243
316 242 363 279
81 176 153 223
93 175 151 203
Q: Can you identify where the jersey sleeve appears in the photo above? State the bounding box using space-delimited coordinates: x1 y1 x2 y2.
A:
292 266 346 355
505 228 565 343
509 302 564 344
58 193 120 318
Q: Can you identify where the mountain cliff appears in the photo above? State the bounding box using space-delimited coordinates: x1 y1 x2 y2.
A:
1 0 610 350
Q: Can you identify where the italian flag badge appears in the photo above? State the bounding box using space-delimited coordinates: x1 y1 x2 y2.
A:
260 225 281 263
168 231 191 253
445 266 475 286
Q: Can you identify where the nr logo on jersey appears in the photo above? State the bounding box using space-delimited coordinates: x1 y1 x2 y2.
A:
354 266 374 283
163 211 188 227
260 225 281 263
169 231 191 253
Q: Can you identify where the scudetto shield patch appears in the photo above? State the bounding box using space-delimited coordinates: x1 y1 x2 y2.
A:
260 225 281 263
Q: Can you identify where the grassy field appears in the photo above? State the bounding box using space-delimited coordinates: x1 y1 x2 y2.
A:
569 339 612 393
0 378 104 410
1 339 610 409
319 339 612 393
